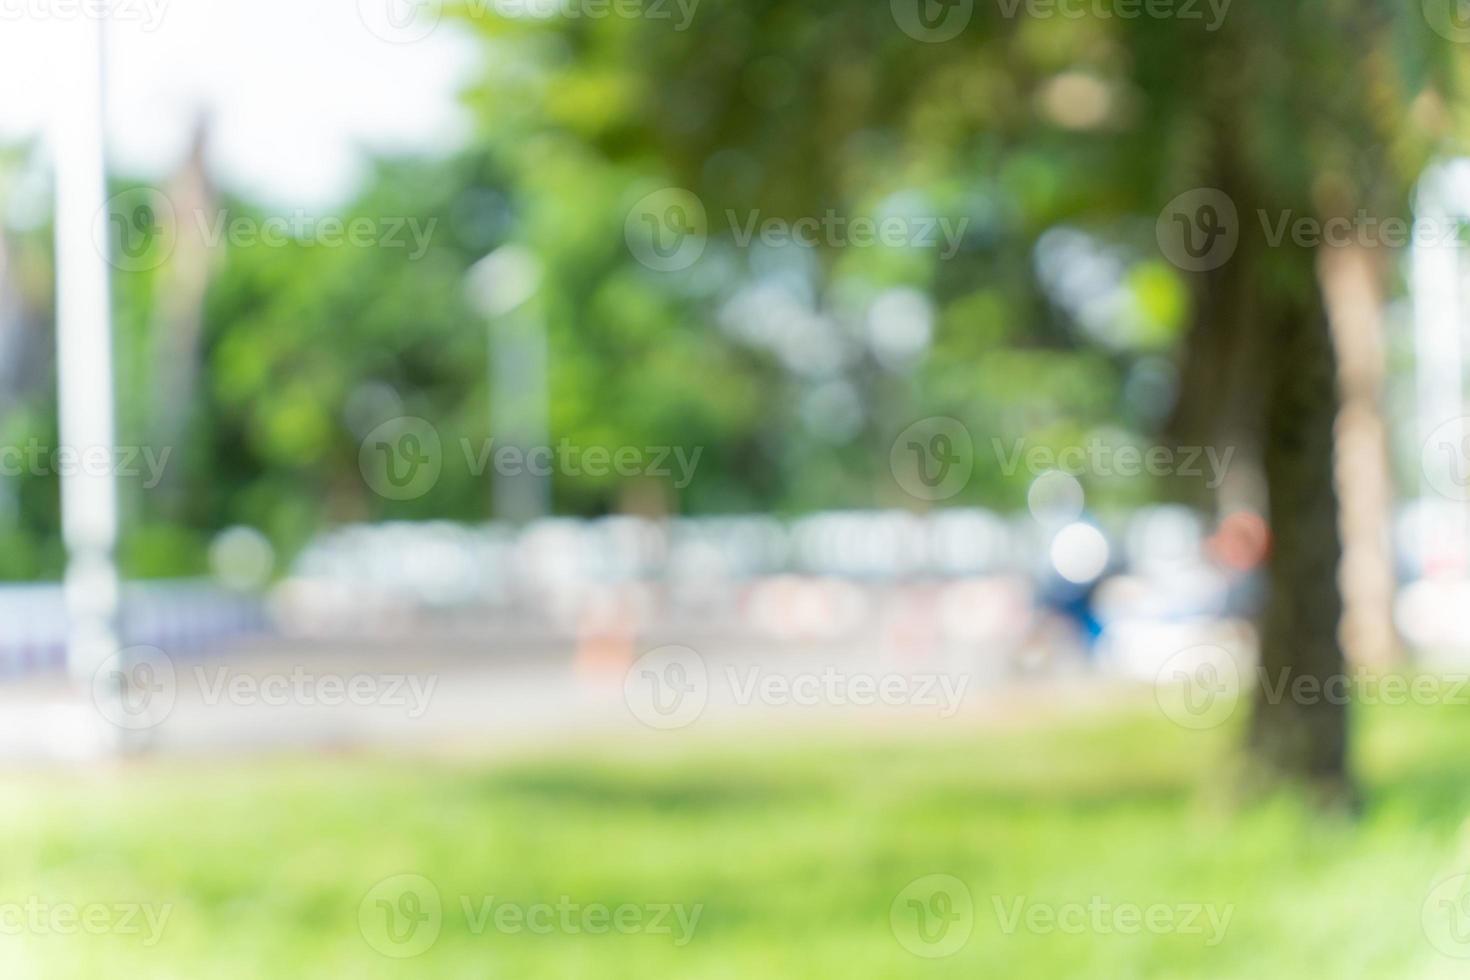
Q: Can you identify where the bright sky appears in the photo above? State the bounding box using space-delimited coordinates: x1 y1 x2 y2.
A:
0 0 478 209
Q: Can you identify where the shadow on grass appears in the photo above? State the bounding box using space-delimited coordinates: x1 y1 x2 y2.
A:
469 764 821 812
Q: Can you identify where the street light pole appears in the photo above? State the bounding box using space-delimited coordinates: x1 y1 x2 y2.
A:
54 16 121 706
467 245 550 525
1412 161 1470 579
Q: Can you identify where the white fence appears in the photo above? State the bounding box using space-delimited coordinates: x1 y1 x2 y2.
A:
0 581 267 675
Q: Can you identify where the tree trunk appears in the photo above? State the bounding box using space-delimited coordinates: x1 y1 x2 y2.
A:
1319 245 1398 669
1246 275 1352 802
1164 115 1354 797
149 120 218 519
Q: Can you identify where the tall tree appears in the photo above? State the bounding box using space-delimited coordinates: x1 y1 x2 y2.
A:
1152 0 1450 798
457 0 1457 795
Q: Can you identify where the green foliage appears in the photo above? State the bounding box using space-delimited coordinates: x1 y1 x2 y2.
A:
0 0 1462 577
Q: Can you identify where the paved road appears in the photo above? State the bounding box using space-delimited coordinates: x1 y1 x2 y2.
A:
0 630 1126 763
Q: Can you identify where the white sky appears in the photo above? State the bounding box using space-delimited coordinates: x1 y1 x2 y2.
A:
0 0 478 209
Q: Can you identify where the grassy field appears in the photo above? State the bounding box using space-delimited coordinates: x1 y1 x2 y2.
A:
3 690 1470 978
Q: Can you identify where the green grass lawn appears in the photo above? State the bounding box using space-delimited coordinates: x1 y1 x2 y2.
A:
4 690 1470 978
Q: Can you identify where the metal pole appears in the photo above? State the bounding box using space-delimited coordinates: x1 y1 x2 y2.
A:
467 246 549 525
54 16 121 700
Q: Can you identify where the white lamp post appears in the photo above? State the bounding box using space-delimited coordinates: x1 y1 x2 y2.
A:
53 16 121 709
467 245 550 525
1412 160 1470 577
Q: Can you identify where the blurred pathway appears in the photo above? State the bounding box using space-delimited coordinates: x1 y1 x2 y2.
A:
0 633 1139 764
